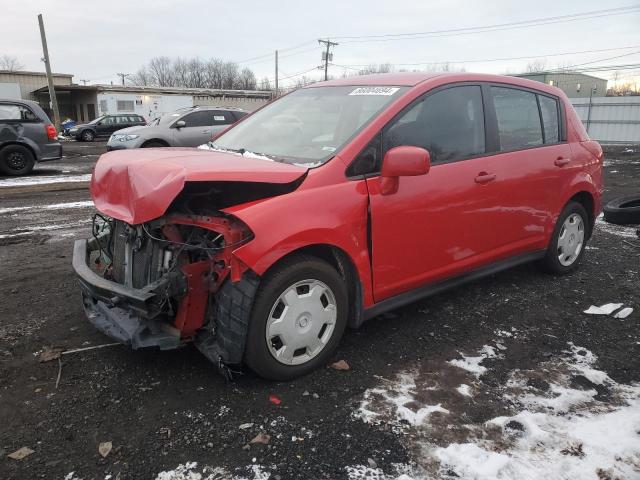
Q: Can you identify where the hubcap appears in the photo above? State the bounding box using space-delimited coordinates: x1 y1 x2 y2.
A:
557 213 585 266
266 279 337 366
7 152 26 170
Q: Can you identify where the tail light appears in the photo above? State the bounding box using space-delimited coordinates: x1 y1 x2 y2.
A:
45 124 57 140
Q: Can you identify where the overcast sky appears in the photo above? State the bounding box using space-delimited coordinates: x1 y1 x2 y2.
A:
2 0 639 87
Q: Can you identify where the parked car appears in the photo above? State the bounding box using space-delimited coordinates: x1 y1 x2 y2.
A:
68 114 146 142
105 106 248 150
73 73 603 380
0 98 62 175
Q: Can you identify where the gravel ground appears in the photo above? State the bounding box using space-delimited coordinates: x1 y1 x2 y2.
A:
0 142 638 480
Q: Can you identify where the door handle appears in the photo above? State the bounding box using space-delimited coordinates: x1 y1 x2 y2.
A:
554 156 570 167
474 172 496 184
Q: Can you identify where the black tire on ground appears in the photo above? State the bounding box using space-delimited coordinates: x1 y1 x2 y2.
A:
142 141 167 148
80 130 95 142
539 201 589 275
603 196 640 225
0 144 35 175
244 255 348 381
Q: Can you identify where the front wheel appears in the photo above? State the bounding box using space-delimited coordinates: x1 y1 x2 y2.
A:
539 202 589 274
244 255 348 380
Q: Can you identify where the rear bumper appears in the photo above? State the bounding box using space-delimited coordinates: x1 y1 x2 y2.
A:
39 142 62 162
72 238 184 349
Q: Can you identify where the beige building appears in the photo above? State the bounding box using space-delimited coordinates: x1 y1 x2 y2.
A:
0 70 74 101
512 72 608 98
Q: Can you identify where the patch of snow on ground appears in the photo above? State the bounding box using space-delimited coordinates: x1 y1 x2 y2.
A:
595 217 639 239
0 200 94 214
456 384 472 397
155 463 270 480
345 464 417 480
357 371 448 429
435 345 640 480
0 173 91 188
448 345 498 377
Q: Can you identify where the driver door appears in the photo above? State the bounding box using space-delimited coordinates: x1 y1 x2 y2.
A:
366 84 504 301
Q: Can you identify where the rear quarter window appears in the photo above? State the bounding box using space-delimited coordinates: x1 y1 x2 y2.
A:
538 95 560 144
0 103 39 122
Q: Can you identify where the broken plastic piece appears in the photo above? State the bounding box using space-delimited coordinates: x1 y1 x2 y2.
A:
614 307 633 319
583 303 624 315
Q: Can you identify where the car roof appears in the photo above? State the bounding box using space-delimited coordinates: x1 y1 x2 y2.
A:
305 72 566 97
0 98 39 106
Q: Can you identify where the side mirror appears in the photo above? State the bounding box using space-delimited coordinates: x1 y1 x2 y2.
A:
380 146 430 195
173 120 186 129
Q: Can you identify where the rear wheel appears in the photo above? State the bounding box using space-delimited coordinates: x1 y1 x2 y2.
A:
539 201 588 274
80 130 95 142
0 145 35 175
244 255 348 380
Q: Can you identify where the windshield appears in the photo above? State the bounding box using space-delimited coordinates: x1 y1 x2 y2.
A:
211 85 407 166
89 115 107 125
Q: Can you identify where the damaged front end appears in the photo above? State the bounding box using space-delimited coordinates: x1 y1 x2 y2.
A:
72 209 257 375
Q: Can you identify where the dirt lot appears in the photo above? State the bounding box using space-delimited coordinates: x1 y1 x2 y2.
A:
0 142 639 479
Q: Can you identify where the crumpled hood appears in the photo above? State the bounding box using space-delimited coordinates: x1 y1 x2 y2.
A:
91 148 307 224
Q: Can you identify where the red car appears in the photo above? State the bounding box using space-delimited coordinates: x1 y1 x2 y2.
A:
73 73 603 380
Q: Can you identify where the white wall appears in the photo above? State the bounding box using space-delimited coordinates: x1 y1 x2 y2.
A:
570 97 640 145
96 92 192 121
0 82 22 100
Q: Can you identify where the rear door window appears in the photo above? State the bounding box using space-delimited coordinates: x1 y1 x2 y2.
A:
491 87 543 151
182 111 213 127
211 110 235 125
538 95 560 144
0 103 39 121
383 85 486 164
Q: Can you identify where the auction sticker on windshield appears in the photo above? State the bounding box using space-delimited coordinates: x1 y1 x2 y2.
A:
349 87 400 96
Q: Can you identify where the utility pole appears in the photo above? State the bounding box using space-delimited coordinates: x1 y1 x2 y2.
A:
80 79 89 85
274 50 278 98
318 39 338 81
116 73 129 86
38 14 60 132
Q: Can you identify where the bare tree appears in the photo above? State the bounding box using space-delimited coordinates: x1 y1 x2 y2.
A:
131 56 257 90
525 59 547 73
0 55 24 71
259 76 272 91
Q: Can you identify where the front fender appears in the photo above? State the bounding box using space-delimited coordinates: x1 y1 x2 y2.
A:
224 179 375 306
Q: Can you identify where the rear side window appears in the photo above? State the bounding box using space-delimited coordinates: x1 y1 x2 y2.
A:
492 87 543 151
211 111 235 125
538 95 560 144
0 103 38 121
384 85 486 164
182 111 213 127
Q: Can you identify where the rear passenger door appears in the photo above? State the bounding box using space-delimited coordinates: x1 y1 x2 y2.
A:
485 85 570 253
171 111 214 147
210 110 237 136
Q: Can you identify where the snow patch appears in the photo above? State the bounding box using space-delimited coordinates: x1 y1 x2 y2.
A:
0 173 91 188
448 345 498 377
155 463 270 480
595 217 639 239
0 200 94 214
357 371 448 429
456 384 472 397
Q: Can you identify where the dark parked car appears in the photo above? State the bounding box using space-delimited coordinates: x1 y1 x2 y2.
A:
0 98 62 175
68 114 146 142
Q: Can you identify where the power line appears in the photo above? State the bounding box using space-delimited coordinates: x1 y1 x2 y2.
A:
328 6 640 43
331 45 640 68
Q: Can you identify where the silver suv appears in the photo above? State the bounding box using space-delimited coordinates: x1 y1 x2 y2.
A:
106 106 248 150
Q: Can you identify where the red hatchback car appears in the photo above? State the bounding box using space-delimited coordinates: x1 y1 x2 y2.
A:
73 73 603 380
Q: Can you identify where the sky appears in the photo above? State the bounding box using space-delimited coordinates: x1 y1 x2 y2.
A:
1 0 639 89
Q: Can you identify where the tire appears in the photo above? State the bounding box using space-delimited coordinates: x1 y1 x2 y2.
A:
244 255 348 381
142 141 167 148
603 196 640 225
0 144 35 176
80 130 95 142
539 202 589 274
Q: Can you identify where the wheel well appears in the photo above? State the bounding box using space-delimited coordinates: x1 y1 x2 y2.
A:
265 244 364 328
569 191 595 236
141 139 169 147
